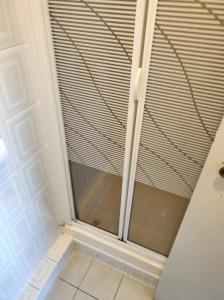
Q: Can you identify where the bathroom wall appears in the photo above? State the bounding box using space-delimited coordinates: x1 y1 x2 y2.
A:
0 1 68 299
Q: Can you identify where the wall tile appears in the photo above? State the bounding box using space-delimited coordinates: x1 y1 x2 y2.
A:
0 172 28 229
19 234 44 281
0 47 32 119
34 184 53 221
0 0 19 50
0 124 14 179
0 1 59 298
20 149 49 199
0 231 13 272
41 212 59 251
4 105 43 164
0 262 23 300
6 210 34 251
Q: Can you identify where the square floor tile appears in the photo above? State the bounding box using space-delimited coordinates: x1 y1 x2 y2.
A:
59 251 93 287
46 279 77 300
74 290 96 300
80 259 123 300
115 275 154 300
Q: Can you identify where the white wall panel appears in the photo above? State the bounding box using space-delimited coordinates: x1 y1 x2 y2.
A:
0 125 14 179
0 1 60 298
0 174 25 229
0 0 19 50
20 151 49 198
34 186 53 221
0 232 13 272
0 47 33 119
5 108 41 164
19 236 44 280
0 264 23 300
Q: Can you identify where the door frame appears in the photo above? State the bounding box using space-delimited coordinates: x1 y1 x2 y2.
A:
123 0 159 242
41 0 167 263
118 0 151 239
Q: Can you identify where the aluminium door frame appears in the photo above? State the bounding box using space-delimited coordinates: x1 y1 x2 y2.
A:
118 0 150 240
43 0 150 239
43 0 164 257
123 0 159 242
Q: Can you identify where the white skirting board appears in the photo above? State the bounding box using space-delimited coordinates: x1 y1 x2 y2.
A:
18 223 165 299
64 222 165 287
18 234 74 300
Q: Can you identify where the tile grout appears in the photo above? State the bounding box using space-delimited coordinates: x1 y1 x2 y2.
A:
58 255 96 300
58 253 94 289
57 277 79 289
54 253 154 300
58 275 99 300
74 288 99 300
72 256 96 300
72 288 79 300
78 256 95 288
56 277 79 300
113 273 124 300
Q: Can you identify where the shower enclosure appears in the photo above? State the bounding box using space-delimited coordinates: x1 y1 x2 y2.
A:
47 0 224 256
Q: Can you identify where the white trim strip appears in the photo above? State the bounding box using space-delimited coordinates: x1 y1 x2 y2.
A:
118 0 148 239
66 222 165 287
123 0 159 242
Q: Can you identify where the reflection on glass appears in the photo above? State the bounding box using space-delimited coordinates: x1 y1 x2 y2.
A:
70 161 122 235
128 181 189 256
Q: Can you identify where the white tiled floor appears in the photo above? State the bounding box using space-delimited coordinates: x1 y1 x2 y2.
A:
46 250 154 300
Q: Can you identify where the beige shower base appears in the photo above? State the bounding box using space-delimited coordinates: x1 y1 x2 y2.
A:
77 172 189 256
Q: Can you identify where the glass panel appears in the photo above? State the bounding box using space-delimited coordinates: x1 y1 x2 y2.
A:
70 162 122 234
128 0 224 255
129 182 189 256
48 0 137 234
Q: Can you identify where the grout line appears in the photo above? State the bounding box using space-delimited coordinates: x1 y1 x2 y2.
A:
57 277 79 289
75 288 99 300
113 274 124 300
72 286 79 300
58 255 95 298
78 256 95 288
54 277 100 300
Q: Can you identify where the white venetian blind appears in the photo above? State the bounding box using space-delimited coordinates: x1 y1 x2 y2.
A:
135 0 224 198
48 0 137 177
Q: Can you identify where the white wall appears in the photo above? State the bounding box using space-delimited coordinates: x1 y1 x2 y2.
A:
0 1 71 299
155 117 224 300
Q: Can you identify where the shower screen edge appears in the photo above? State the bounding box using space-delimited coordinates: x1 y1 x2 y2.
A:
123 0 159 242
118 0 150 240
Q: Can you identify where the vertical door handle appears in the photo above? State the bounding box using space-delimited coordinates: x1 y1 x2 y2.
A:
134 67 142 101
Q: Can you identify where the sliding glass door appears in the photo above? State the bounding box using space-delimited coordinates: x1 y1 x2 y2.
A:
48 0 139 235
48 0 224 256
125 0 224 256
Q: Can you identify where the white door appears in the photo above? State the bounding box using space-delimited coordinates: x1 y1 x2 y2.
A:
154 117 224 300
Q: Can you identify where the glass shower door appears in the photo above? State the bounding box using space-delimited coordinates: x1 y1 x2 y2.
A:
126 0 224 255
48 0 139 235
49 0 224 254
